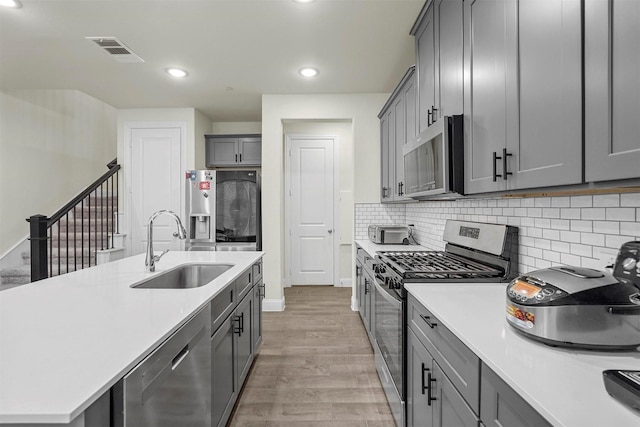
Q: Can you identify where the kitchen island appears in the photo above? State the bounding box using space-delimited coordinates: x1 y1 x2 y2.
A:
0 251 263 425
406 283 640 427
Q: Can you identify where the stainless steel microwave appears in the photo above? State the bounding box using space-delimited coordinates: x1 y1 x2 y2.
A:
402 115 464 199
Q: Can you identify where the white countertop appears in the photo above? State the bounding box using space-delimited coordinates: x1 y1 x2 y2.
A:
405 283 640 427
0 251 263 424
355 239 424 256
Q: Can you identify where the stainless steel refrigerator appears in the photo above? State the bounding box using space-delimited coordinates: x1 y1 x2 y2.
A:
185 170 261 251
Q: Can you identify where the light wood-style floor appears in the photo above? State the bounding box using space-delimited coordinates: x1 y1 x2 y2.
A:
228 286 395 427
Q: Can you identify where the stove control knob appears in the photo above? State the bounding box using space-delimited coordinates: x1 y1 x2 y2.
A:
375 264 386 274
622 257 637 271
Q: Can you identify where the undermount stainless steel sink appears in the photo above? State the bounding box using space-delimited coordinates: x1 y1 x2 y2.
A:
131 263 234 289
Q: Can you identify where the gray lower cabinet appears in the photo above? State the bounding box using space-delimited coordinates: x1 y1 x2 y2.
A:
463 0 582 194
585 0 640 182
235 291 254 387
252 278 264 352
407 329 478 427
210 260 263 427
481 363 552 427
407 294 551 427
356 247 374 342
205 135 261 167
211 313 237 427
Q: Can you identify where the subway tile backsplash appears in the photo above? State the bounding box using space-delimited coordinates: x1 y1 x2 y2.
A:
355 193 640 275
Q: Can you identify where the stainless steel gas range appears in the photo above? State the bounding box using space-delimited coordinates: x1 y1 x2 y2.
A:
369 220 518 427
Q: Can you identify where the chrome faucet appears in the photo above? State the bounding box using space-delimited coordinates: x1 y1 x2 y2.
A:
145 210 187 272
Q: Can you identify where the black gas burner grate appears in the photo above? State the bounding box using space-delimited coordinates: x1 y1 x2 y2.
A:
378 251 504 281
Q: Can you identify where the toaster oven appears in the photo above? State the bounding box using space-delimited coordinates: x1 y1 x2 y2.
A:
368 225 409 244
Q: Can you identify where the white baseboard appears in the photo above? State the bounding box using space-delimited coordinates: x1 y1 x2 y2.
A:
351 296 359 311
336 278 352 288
263 298 285 312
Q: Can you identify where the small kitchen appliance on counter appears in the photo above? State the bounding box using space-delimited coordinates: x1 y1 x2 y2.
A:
506 265 640 350
368 225 410 244
603 370 640 413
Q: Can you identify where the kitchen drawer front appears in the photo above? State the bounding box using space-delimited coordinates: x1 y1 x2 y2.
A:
481 362 551 427
235 269 253 301
407 293 480 414
252 259 263 285
211 284 235 334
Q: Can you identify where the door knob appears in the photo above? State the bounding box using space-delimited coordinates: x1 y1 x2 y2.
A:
328 229 333 234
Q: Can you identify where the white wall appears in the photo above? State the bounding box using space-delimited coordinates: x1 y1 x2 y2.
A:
211 122 262 135
0 90 116 256
194 109 213 170
261 93 388 309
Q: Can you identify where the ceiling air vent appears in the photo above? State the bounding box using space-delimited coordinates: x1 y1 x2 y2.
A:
85 37 144 63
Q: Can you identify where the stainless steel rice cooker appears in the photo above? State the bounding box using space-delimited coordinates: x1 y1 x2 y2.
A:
506 266 640 350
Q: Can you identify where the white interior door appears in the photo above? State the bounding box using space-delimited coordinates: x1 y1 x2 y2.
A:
127 124 184 256
287 136 335 285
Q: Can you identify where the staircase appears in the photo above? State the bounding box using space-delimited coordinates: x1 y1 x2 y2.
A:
0 160 124 291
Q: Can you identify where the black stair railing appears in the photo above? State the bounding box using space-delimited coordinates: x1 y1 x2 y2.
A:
27 159 121 282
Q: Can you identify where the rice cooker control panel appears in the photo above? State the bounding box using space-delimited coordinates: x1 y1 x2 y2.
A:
507 276 568 305
613 241 640 285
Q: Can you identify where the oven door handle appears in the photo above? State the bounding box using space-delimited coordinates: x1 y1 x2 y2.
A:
372 277 402 309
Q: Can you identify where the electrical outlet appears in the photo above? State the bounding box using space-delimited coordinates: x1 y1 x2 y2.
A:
595 247 619 269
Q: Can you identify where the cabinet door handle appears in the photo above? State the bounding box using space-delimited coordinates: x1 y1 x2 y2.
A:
240 312 245 334
419 314 438 329
427 372 437 406
421 363 430 395
427 109 432 127
239 153 242 163
235 154 238 163
356 266 362 276
234 314 242 336
502 148 512 180
431 106 438 122
492 151 502 181
364 278 369 294
399 182 404 196
382 187 389 198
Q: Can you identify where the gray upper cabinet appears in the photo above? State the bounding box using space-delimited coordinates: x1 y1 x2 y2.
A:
463 0 513 194
379 67 416 202
205 135 261 167
463 0 582 194
511 0 582 189
380 109 394 202
435 0 463 119
585 0 640 182
413 2 437 133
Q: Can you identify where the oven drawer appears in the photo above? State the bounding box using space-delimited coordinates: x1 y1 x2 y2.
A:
407 293 480 415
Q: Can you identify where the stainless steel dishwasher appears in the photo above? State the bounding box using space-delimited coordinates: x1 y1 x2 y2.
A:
113 307 211 427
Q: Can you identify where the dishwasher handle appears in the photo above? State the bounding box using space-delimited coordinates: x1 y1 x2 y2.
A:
171 345 190 370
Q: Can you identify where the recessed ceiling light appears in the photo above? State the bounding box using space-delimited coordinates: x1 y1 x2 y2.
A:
166 68 188 78
0 0 21 8
299 67 319 78
293 0 316 3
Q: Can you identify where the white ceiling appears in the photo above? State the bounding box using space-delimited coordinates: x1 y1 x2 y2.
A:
0 0 424 122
